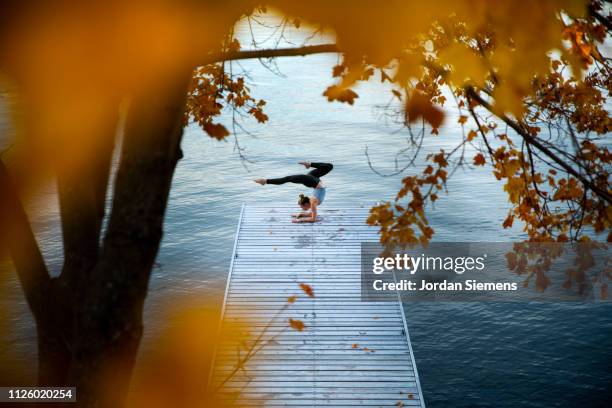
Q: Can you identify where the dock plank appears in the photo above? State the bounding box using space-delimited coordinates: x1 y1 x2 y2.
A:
211 205 425 407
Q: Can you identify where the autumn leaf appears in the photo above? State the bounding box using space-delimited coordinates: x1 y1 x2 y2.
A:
287 296 297 304
323 85 359 104
299 283 315 298
203 122 229 140
438 42 487 87
473 153 486 166
332 64 347 77
504 177 525 204
405 92 444 129
502 214 514 228
288 318 305 331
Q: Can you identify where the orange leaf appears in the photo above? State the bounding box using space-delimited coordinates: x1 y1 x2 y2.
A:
502 214 514 228
405 92 444 129
288 318 305 331
332 64 346 77
473 153 486 166
299 283 315 298
203 122 230 140
323 85 359 105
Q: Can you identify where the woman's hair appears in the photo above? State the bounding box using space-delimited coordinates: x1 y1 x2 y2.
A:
298 193 310 205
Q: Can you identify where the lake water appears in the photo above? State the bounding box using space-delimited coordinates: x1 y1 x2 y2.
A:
1 17 611 408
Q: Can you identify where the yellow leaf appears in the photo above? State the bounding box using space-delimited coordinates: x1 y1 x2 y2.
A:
438 42 488 87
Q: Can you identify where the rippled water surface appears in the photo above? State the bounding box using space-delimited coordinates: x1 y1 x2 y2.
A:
1 20 611 408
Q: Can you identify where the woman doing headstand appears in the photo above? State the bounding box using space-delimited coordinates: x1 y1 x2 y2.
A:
254 161 333 223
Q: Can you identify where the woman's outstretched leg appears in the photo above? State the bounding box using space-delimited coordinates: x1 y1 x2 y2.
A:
255 174 319 188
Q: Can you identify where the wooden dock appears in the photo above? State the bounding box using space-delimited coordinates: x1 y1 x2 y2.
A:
212 205 425 407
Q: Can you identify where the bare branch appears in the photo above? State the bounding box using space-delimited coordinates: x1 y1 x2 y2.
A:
201 44 339 66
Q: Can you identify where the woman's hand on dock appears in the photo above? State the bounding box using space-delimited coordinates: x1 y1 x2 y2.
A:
298 161 311 168
254 178 266 185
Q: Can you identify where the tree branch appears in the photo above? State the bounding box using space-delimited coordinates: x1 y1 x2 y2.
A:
200 43 339 66
466 87 612 205
0 159 51 317
56 106 118 289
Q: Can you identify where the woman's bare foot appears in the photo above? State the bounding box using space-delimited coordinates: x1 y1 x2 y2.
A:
298 161 311 168
254 178 266 185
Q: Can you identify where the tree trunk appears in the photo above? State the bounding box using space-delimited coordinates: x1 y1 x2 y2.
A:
40 98 120 390
36 296 71 387
66 72 192 407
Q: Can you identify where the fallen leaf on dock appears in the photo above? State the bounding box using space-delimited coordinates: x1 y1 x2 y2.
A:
299 283 315 298
288 318 305 331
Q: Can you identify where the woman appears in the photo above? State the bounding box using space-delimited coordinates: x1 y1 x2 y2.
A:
254 161 333 223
